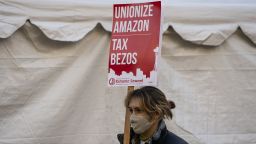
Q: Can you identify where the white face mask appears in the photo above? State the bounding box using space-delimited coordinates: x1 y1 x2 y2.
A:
130 113 152 134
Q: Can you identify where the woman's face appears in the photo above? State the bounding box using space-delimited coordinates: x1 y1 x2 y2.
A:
128 97 154 134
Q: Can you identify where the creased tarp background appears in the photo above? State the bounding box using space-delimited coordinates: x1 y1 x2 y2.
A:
0 0 256 144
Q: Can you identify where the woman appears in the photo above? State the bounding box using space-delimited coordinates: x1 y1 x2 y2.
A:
117 86 188 144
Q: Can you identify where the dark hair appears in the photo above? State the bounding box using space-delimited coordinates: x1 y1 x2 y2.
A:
125 86 175 119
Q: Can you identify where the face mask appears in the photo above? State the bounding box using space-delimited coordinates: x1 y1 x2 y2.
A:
130 113 152 134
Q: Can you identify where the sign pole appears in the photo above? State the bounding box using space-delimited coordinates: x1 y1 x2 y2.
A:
123 86 134 144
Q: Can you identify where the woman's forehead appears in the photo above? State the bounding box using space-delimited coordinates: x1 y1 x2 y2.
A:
128 97 143 108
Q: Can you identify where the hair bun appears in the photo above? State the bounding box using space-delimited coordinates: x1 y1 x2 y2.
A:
168 100 176 109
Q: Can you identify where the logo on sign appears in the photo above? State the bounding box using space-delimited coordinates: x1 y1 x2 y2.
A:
109 78 116 85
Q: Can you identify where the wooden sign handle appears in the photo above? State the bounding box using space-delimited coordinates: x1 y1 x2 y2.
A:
123 86 134 144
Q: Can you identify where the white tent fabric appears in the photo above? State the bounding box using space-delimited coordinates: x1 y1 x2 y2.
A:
1 1 256 144
1 0 256 45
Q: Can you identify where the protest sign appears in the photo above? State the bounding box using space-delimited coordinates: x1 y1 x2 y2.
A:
108 1 161 86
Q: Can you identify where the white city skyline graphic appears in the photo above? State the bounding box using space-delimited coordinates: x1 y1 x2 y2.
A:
108 47 159 86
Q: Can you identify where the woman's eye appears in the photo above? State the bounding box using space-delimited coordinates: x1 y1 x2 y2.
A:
128 108 144 114
135 109 142 113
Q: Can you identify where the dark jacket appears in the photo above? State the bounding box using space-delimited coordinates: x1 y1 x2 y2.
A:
117 121 188 144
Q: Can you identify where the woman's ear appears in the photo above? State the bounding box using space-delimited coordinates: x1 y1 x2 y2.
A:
151 112 160 122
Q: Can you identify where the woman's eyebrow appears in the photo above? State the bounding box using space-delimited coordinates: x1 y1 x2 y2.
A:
128 106 140 109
